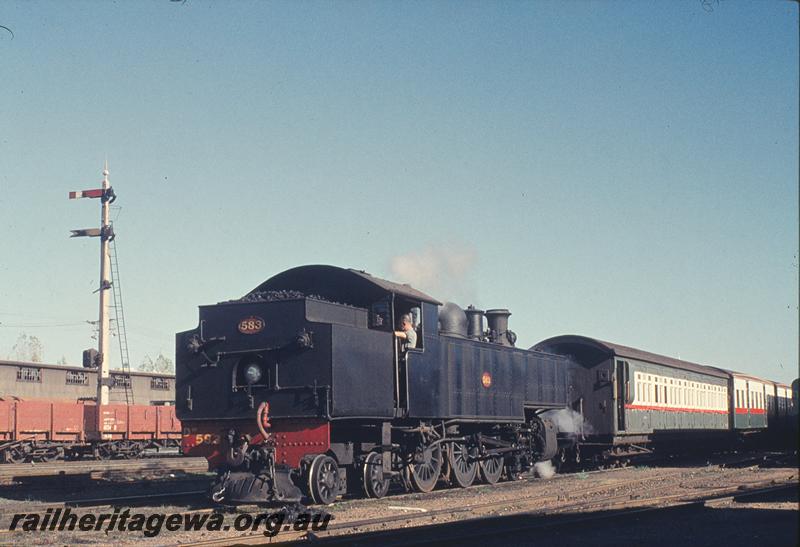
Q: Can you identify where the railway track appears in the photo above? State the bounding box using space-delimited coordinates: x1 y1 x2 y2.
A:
303 481 798 546
0 456 208 482
0 488 210 524
0 450 793 545
175 455 797 546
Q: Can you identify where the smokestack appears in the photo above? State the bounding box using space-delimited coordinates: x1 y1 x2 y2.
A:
465 305 485 340
485 308 516 346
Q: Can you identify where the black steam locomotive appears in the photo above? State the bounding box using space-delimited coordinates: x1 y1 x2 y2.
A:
176 265 572 504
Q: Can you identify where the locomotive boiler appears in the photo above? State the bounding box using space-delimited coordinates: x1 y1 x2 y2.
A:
176 265 572 505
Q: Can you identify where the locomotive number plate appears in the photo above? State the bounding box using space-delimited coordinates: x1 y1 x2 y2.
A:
238 316 265 334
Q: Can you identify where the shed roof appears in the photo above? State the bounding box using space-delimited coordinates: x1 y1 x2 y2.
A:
0 359 175 378
532 335 729 379
247 265 441 308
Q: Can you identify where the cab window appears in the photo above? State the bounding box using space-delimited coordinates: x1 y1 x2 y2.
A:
394 300 423 350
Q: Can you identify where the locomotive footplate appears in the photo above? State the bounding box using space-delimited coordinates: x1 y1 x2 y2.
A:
210 467 303 505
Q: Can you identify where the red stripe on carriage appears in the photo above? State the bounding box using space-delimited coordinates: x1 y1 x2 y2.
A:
735 408 766 414
624 404 727 414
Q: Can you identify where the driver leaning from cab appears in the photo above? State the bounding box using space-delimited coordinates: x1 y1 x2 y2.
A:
394 314 417 349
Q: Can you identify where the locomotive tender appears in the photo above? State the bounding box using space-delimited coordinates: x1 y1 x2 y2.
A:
176 265 571 504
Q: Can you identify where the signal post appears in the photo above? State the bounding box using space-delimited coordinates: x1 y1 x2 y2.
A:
69 163 117 412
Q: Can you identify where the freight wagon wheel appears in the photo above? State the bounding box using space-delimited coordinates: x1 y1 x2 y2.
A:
448 442 477 488
95 444 114 460
308 454 340 505
37 447 62 463
407 444 442 493
479 455 504 485
123 442 144 459
362 451 390 499
4 446 26 464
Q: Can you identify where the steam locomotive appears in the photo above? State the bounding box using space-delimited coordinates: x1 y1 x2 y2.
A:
175 265 795 505
176 265 570 505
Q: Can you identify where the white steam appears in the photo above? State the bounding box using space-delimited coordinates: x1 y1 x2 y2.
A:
534 460 556 480
389 245 477 303
541 408 594 437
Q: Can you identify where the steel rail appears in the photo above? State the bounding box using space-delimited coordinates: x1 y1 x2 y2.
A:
0 456 208 479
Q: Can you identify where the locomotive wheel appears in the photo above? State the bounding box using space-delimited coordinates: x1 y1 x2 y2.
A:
362 451 390 499
308 454 340 505
407 444 442 493
479 455 504 485
448 442 477 488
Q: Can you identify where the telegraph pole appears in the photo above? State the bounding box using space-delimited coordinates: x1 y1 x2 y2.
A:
69 162 116 406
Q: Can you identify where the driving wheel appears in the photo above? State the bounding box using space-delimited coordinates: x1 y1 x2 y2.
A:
479 455 504 485
448 442 477 488
407 443 442 493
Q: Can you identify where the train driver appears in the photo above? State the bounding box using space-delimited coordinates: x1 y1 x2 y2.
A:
394 314 417 350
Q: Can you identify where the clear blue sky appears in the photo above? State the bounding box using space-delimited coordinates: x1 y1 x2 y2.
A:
0 1 797 383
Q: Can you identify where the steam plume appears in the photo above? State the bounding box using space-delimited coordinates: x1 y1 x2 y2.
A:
534 461 556 479
541 408 594 437
389 245 477 302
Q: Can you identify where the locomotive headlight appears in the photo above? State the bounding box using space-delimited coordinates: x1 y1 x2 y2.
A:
243 363 262 385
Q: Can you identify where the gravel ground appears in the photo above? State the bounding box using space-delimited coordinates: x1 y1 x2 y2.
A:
0 462 795 545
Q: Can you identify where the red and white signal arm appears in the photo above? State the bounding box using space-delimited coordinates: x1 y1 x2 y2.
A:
238 316 265 335
68 188 105 199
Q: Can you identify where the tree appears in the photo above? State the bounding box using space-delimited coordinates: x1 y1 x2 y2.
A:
10 333 43 362
139 352 174 373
